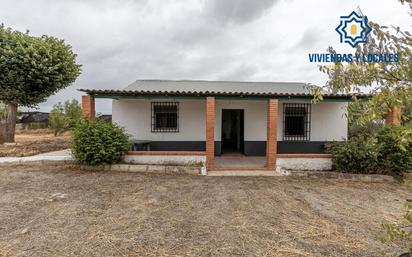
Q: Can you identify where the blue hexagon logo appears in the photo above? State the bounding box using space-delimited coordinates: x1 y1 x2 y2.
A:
336 11 372 48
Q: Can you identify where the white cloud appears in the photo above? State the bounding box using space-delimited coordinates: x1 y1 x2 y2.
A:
0 0 410 114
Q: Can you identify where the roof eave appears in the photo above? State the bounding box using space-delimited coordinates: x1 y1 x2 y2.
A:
78 89 369 100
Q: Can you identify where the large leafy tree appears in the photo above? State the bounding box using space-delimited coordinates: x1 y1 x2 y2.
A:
0 25 81 143
314 1 412 125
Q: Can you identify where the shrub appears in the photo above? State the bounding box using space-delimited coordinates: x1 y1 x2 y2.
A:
328 136 378 173
329 125 412 175
71 118 130 166
376 125 412 175
349 121 383 139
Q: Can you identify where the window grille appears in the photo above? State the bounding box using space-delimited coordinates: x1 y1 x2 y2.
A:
283 103 311 141
151 102 179 132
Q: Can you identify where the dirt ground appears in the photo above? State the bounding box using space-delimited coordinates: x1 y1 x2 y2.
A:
0 164 410 257
0 130 70 157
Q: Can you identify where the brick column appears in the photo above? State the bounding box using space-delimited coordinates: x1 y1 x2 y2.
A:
385 106 401 125
206 97 215 170
266 98 278 169
82 95 95 119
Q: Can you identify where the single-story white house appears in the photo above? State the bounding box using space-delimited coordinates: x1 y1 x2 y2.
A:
80 80 366 172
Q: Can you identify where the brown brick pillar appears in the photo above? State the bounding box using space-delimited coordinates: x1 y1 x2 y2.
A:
82 95 95 119
385 106 401 125
266 98 278 169
206 97 215 170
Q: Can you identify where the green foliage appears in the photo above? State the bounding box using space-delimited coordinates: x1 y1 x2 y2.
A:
71 119 130 166
328 137 378 174
329 125 412 175
376 125 412 174
0 24 81 106
349 121 383 139
347 99 387 126
64 99 82 128
403 100 412 125
49 99 82 136
0 102 5 119
49 103 69 136
381 200 412 255
313 2 412 124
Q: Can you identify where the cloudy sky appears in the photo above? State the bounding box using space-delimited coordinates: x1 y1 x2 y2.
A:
1 0 410 114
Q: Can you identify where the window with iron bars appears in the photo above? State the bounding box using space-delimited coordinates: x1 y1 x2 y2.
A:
151 102 179 132
283 103 311 141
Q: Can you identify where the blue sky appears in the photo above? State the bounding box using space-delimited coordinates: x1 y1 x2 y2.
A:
0 0 410 114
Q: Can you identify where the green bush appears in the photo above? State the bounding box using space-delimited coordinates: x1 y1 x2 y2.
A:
328 137 378 174
329 125 412 175
71 118 130 166
376 125 412 174
348 121 383 139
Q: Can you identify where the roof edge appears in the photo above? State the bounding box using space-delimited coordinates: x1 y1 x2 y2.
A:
131 79 309 84
78 89 370 99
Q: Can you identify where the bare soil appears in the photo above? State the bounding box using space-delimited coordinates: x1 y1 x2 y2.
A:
0 130 70 157
0 164 410 257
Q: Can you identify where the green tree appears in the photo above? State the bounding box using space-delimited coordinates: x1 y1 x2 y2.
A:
0 25 81 143
403 100 412 125
49 103 69 136
49 99 82 136
64 99 82 128
0 102 5 119
313 1 412 124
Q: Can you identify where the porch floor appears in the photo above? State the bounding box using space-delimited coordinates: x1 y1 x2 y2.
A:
214 155 266 169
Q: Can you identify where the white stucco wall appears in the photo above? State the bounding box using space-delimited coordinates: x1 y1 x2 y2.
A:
124 154 206 166
112 99 206 140
112 99 348 141
310 102 348 141
277 101 348 141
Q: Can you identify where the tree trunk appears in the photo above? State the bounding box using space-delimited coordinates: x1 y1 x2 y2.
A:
385 106 402 125
0 103 18 144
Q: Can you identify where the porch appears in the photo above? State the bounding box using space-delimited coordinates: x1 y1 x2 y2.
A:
83 95 280 171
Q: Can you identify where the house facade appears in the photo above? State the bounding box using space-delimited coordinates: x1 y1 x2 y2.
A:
80 80 363 172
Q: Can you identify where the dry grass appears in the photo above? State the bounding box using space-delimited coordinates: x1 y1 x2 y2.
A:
0 129 70 157
0 164 410 257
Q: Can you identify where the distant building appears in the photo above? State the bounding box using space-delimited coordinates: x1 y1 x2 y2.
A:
16 112 49 130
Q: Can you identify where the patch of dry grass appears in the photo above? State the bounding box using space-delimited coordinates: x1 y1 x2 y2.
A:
0 130 70 157
0 164 410 256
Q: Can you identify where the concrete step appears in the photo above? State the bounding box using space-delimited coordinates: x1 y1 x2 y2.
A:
207 170 281 177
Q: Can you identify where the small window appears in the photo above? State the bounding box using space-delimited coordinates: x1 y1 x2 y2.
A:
151 102 179 132
283 103 311 141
